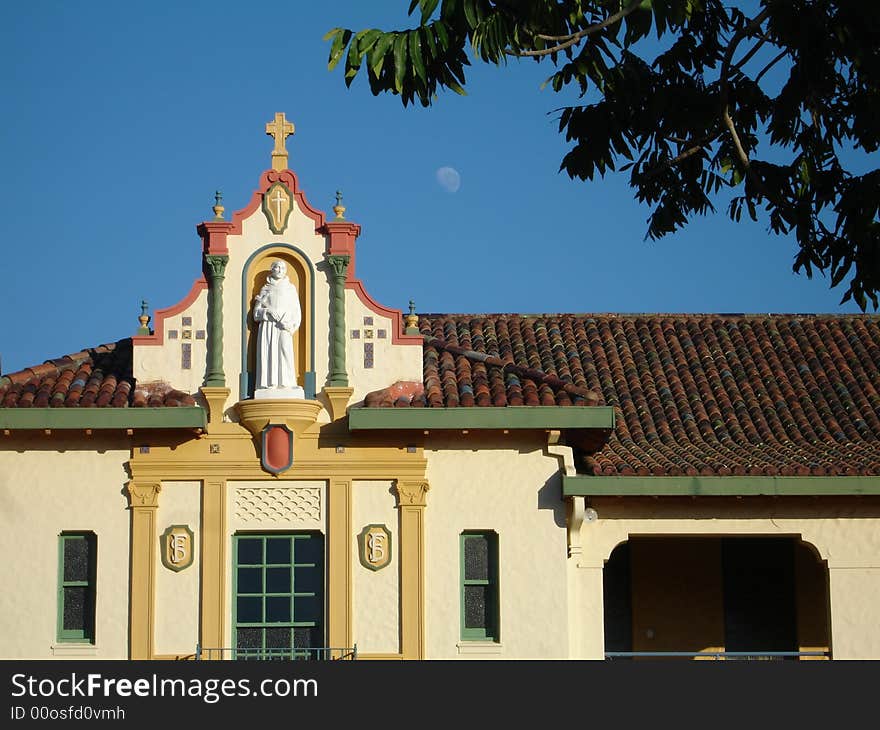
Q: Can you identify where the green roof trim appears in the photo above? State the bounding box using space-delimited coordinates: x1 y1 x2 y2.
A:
348 406 615 431
562 475 880 497
0 407 206 431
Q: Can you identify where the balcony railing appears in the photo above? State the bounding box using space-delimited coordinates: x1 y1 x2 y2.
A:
605 650 830 660
195 645 357 661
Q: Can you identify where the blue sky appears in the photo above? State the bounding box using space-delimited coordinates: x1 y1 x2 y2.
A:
0 1 865 375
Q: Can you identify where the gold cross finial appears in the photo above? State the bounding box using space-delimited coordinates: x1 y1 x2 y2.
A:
265 112 295 171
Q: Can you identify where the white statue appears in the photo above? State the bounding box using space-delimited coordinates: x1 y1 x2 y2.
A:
252 260 303 399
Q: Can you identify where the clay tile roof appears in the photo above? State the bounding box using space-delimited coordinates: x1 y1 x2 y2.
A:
0 339 196 409
363 313 880 477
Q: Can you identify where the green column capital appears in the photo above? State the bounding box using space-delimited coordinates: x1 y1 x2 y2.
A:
327 254 350 279
204 254 229 279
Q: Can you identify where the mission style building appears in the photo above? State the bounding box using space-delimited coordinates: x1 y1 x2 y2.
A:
2 114 879 660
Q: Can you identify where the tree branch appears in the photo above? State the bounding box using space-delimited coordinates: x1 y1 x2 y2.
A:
717 8 778 203
754 49 788 85
643 131 722 179
719 7 770 95
721 108 751 170
732 30 771 72
513 0 643 57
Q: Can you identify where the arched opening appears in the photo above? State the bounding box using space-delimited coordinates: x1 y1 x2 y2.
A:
603 536 830 659
242 247 312 398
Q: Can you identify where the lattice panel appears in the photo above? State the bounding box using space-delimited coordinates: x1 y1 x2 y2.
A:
234 487 322 523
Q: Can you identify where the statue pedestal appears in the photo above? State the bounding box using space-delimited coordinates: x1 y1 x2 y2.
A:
236 397 324 439
253 386 304 400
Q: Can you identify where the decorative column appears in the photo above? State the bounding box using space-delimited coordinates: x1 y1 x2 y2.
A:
199 479 227 657
204 254 229 387
327 479 353 653
394 479 430 659
326 254 350 387
126 481 161 660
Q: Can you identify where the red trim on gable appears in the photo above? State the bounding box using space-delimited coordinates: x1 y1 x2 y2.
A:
198 169 329 254
345 278 422 346
132 278 209 347
322 220 362 277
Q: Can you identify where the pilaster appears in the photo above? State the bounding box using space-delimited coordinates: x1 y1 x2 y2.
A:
200 479 227 656
394 479 429 659
327 479 353 652
126 481 161 660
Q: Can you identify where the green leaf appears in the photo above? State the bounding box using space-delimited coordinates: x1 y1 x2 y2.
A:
344 36 363 86
463 0 478 29
424 23 437 58
419 0 440 25
410 30 426 84
326 28 352 71
446 79 467 96
356 29 382 60
435 21 449 51
370 32 396 77
393 33 408 93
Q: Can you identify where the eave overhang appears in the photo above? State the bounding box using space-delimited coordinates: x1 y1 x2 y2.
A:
0 407 206 431
348 406 616 432
562 474 880 497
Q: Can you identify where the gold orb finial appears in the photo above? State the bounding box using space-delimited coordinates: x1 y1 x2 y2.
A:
333 190 346 220
212 190 225 220
404 299 419 333
137 300 151 335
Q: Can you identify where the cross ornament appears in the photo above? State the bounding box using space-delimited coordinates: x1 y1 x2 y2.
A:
265 112 295 171
262 182 292 234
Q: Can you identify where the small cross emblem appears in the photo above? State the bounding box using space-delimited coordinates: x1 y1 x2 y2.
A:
263 182 292 234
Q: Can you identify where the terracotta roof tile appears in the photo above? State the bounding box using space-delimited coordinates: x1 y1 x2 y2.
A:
363 313 880 477
0 339 196 409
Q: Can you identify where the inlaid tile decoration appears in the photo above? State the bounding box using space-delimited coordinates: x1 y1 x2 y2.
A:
235 486 322 523
351 319 382 368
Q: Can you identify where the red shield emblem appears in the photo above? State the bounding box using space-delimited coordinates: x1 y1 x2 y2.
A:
261 423 293 474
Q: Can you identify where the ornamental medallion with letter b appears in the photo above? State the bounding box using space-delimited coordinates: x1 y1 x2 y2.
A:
160 525 195 572
358 524 392 571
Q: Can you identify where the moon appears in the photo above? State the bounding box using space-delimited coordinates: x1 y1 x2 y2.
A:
435 166 461 193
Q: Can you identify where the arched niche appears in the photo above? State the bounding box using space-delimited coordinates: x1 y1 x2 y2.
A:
240 244 316 400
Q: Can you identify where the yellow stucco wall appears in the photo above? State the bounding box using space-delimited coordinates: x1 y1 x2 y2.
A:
352 480 400 654
0 439 130 658
424 433 569 658
577 496 880 659
153 480 201 657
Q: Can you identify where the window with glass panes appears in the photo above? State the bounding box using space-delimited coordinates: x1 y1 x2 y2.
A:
57 533 96 643
233 533 323 659
460 531 499 641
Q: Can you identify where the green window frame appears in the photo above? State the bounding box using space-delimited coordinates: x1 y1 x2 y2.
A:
232 532 324 660
460 530 499 642
57 532 97 643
